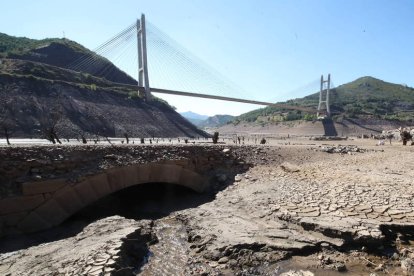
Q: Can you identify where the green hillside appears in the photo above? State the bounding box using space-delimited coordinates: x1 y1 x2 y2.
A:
235 76 414 124
0 32 91 60
0 32 136 85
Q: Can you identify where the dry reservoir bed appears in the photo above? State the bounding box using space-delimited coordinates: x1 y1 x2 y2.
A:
1 139 414 275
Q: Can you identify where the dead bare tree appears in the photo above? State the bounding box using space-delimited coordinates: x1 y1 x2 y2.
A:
124 132 130 144
0 98 16 146
38 93 63 144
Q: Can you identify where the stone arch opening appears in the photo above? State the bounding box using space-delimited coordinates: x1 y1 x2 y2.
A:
69 181 213 223
16 163 209 234
2 181 213 254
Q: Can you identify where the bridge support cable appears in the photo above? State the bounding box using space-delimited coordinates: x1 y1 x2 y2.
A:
95 35 137 81
268 78 321 103
75 30 136 76
66 23 137 79
67 24 135 70
145 20 252 101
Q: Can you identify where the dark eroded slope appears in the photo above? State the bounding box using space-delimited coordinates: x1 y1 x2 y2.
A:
0 72 206 138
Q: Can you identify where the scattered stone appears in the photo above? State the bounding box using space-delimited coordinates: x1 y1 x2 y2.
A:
391 252 400 260
320 242 330 248
374 263 384 271
319 145 366 154
401 258 414 274
228 259 237 267
32 174 42 180
334 262 347 272
400 248 411 257
103 154 117 160
209 261 219 268
217 257 229 264
280 162 300 173
222 148 230 153
280 270 314 276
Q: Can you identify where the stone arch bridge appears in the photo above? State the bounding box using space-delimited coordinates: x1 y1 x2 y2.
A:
0 145 251 236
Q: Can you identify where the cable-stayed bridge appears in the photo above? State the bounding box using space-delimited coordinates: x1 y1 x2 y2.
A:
67 14 334 116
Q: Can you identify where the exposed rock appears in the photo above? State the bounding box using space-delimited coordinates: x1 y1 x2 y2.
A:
0 216 154 275
280 162 300 172
280 270 314 276
319 145 367 154
217 256 229 264
401 258 414 275
334 261 347 271
391 252 400 260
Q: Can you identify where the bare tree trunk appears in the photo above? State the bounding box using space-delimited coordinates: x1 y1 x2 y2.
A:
105 137 113 145
53 131 62 144
48 133 56 144
4 128 10 145
124 133 129 144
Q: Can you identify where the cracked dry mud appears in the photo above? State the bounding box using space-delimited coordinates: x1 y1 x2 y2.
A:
1 139 414 275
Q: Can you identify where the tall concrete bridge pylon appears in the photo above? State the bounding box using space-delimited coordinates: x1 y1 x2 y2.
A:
137 14 151 101
317 74 331 118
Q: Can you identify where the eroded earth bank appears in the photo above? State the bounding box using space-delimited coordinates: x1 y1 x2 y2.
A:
1 140 414 275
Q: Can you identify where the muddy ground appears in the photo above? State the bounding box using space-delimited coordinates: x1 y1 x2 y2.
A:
1 137 414 275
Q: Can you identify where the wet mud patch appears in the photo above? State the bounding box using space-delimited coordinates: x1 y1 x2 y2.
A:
140 217 191 275
111 222 158 275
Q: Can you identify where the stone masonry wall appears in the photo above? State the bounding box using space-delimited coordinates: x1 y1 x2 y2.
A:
0 144 254 236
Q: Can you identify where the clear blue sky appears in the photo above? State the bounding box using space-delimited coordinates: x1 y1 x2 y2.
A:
1 0 414 115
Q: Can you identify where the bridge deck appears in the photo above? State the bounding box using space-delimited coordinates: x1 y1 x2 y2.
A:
150 87 317 113
107 82 317 113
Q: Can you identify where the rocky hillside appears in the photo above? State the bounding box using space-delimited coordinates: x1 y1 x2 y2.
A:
0 33 207 139
235 76 414 124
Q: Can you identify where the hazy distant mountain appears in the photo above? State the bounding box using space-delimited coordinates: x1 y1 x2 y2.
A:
180 112 234 128
198 115 235 128
180 111 209 120
180 111 209 125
